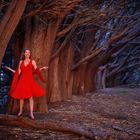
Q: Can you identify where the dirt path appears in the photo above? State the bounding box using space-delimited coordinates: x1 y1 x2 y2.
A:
0 87 140 140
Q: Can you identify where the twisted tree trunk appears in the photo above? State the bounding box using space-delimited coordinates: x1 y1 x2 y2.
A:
48 42 74 102
0 0 27 66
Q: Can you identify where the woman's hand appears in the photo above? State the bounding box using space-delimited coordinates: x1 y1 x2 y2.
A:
40 66 49 71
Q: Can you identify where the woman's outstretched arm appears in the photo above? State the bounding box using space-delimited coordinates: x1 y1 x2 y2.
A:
5 66 15 73
5 60 22 74
39 66 49 71
5 63 48 73
32 60 48 71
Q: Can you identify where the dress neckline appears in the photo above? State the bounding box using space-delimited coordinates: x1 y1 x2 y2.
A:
23 59 31 67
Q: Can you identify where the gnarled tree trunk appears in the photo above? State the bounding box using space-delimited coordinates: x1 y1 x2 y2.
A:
0 0 27 66
48 42 74 102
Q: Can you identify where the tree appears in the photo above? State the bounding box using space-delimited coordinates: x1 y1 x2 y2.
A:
0 0 140 114
0 0 27 65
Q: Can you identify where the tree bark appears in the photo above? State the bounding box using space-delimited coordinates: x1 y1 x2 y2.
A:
33 18 62 110
0 0 27 66
48 42 74 102
72 63 96 95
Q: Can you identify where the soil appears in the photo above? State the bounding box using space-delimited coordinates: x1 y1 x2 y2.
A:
0 87 140 140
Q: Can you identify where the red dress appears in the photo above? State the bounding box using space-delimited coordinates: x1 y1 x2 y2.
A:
10 60 45 99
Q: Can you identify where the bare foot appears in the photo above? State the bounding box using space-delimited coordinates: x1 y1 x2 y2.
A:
30 114 35 120
17 112 22 117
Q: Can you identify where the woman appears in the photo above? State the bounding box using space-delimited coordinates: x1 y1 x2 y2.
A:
9 48 48 120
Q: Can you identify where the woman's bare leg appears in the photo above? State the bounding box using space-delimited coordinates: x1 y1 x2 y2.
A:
29 97 34 119
18 99 24 116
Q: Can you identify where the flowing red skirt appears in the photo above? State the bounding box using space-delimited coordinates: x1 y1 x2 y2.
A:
10 60 45 99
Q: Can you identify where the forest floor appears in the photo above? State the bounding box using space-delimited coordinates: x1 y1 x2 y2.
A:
0 87 140 140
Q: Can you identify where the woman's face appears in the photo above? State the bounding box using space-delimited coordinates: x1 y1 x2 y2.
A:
24 50 31 58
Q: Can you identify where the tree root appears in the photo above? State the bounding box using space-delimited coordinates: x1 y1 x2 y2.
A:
0 114 95 139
